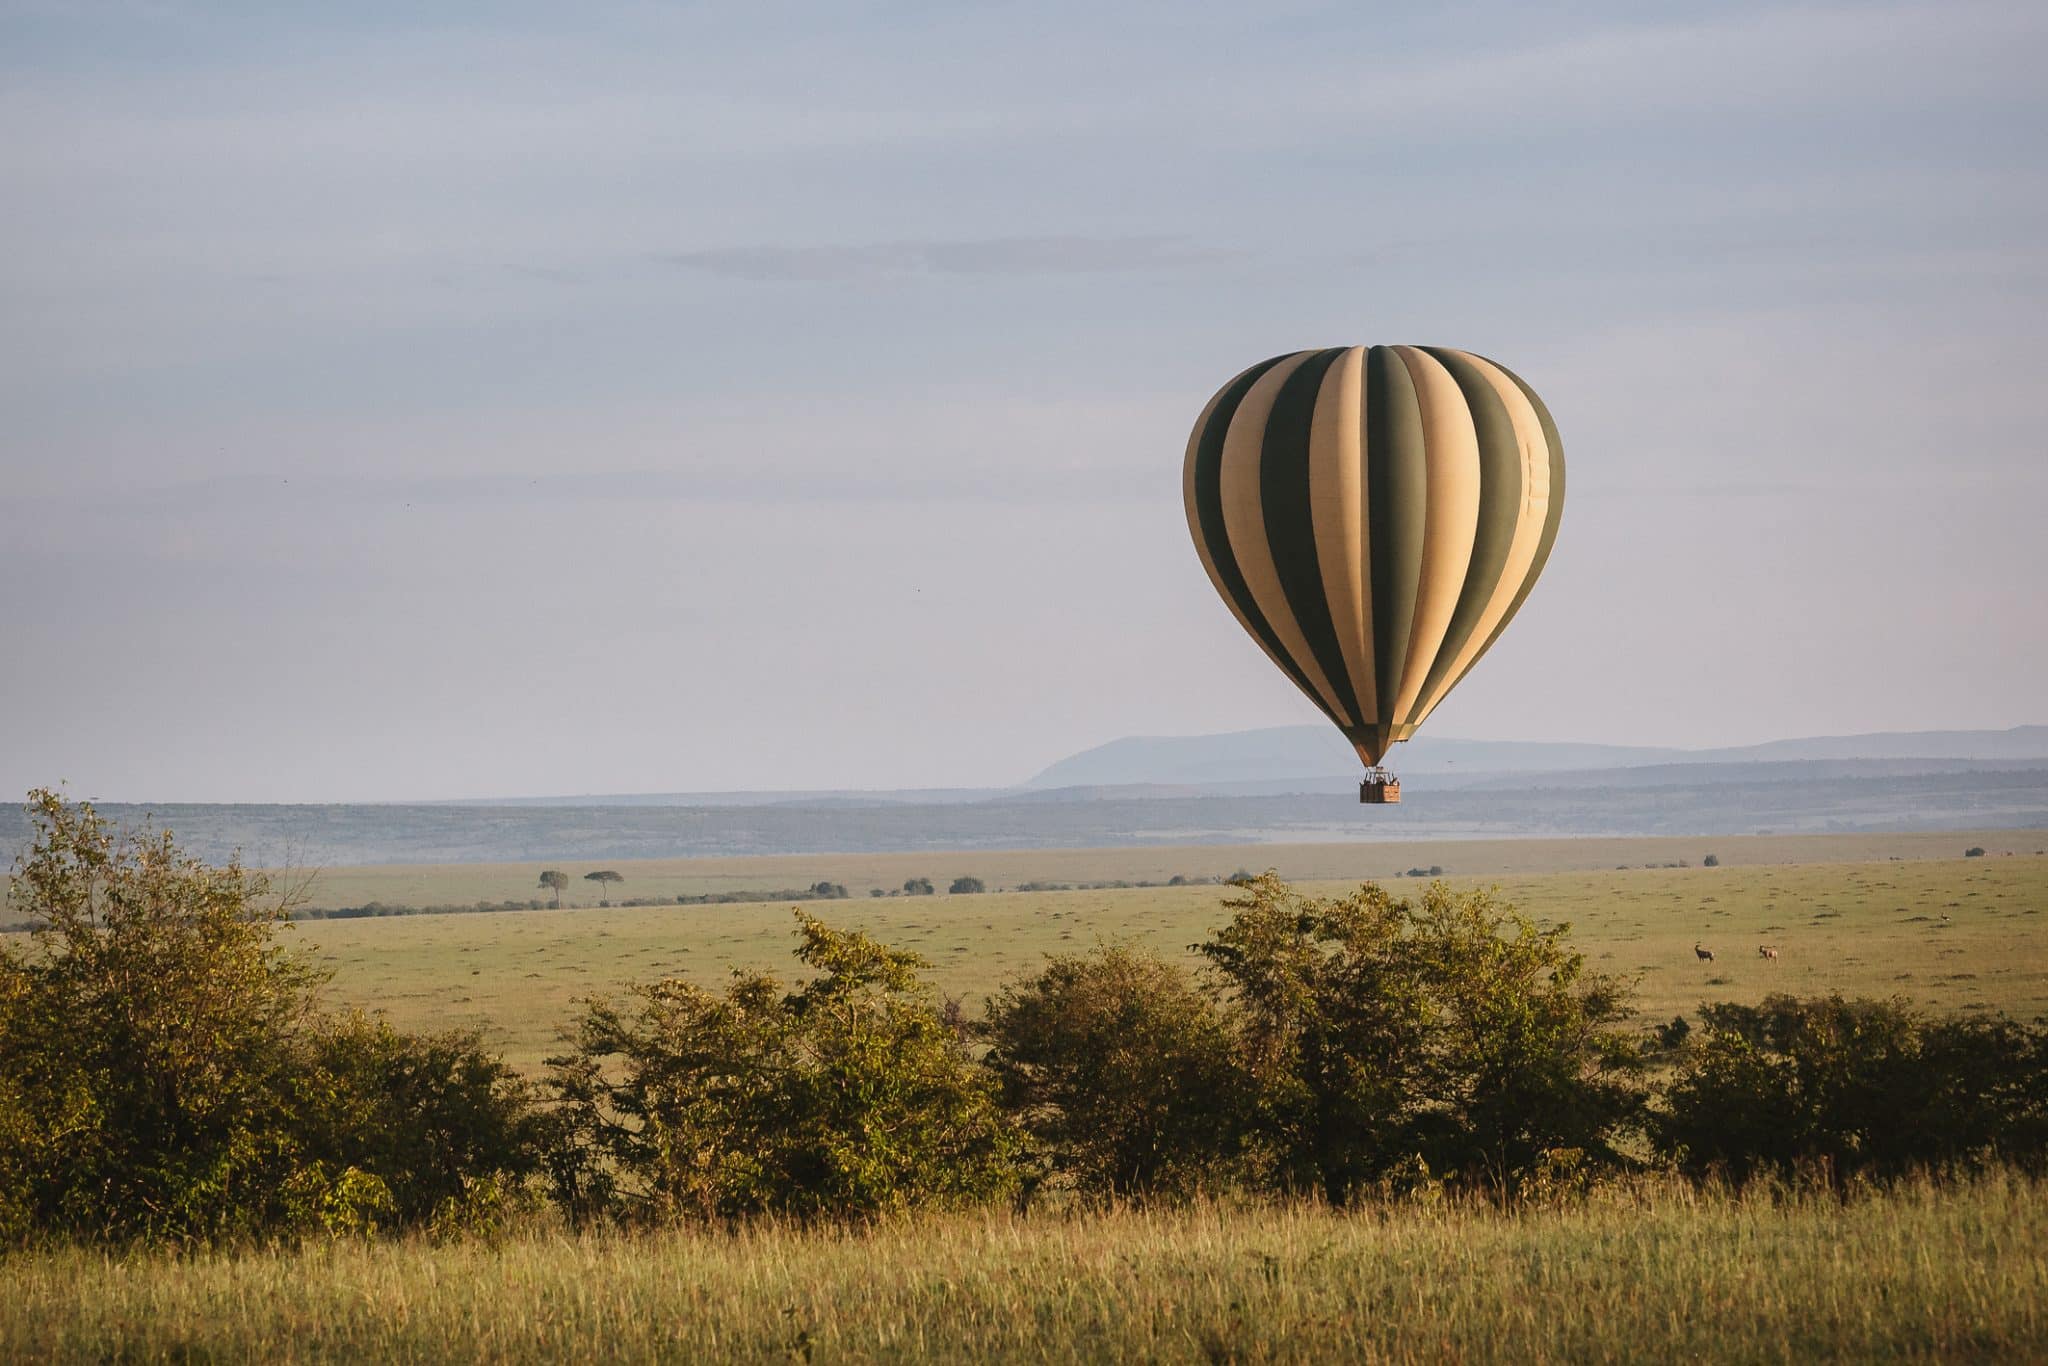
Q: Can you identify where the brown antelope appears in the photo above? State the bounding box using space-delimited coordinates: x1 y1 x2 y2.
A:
1758 945 1780 960
1694 942 1714 962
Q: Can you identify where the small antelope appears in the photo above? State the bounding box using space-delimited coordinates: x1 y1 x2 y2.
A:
1694 942 1715 963
1758 945 1780 960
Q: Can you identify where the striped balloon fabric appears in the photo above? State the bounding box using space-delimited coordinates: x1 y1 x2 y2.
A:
1183 346 1565 768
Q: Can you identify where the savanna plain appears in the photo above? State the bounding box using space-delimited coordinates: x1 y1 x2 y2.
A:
295 831 2048 1072
9 830 2047 1363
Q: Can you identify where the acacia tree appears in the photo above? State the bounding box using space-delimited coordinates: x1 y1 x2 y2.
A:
583 870 623 906
539 870 569 908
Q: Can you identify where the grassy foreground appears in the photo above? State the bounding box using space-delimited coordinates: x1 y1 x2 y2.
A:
6 1173 2043 1363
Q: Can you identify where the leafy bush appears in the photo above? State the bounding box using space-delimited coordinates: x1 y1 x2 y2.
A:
1656 995 2048 1184
293 1013 542 1224
1405 884 1642 1183
949 877 985 895
1966 847 1987 858
982 947 1238 1200
1198 874 1641 1202
0 792 543 1246
1703 854 1721 868
0 792 328 1243
903 877 936 896
546 912 1020 1222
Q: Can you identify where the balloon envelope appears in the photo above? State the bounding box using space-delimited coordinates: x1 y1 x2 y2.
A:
1183 346 1564 767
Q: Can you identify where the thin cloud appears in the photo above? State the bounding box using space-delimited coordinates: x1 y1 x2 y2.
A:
662 235 1236 282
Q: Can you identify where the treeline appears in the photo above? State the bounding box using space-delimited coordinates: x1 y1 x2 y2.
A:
291 883 861 921
282 873 1255 923
3 792 2045 1247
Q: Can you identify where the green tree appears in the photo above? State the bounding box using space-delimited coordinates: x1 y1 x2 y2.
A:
949 876 985 895
903 877 935 896
0 791 325 1242
1197 873 1434 1204
982 946 1238 1201
293 1013 542 1226
539 870 569 908
1405 883 1642 1187
584 870 624 906
546 912 1020 1222
0 791 542 1245
1196 874 1641 1202
1656 994 2047 1185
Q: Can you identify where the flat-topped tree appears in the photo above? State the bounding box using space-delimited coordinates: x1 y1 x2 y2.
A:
583 870 623 906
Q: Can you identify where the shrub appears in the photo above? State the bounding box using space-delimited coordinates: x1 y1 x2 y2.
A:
293 1013 543 1225
1405 884 1642 1185
1966 847 1987 858
0 792 327 1243
1703 854 1721 868
1197 874 1430 1204
0 791 543 1246
903 877 935 896
1197 874 1641 1203
1656 994 2048 1184
982 947 1238 1201
949 877 985 895
546 912 1020 1222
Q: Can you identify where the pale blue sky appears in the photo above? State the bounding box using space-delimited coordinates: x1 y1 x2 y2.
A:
2 1 2043 800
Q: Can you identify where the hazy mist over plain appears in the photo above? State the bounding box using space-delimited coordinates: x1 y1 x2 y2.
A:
2 1 2043 802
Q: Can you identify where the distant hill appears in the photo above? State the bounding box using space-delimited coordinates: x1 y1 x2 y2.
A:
22 725 2042 869
1026 725 2048 790
12 761 2044 868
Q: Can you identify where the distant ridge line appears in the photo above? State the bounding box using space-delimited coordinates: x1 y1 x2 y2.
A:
1023 724 2048 791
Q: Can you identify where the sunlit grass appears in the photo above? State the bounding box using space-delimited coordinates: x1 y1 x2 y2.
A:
5 1171 2042 1362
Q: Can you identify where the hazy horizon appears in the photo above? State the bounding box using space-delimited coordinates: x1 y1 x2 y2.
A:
5 1 2045 803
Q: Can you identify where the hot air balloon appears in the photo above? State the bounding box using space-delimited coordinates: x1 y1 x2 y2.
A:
1183 346 1564 803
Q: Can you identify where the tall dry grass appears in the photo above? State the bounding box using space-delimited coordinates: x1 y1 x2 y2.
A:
4 1170 2042 1362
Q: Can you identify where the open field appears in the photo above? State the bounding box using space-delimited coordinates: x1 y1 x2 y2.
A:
282 828 2046 909
286 838 2048 1073
4 1172 2041 1363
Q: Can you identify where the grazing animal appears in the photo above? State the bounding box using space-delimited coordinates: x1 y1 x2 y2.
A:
1758 945 1779 960
1694 942 1715 963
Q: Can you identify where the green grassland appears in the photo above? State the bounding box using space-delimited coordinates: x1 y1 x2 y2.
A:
287 835 2048 1073
6 1172 2041 1362
285 828 2043 909
11 831 2047 1362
